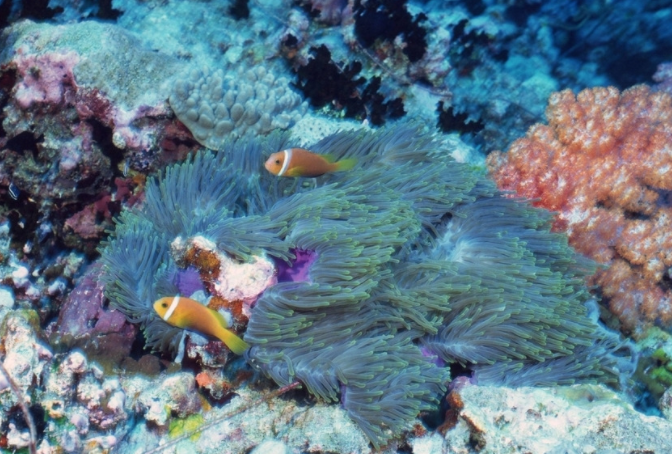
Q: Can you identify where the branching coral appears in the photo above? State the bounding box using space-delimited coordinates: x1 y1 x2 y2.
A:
101 124 628 448
487 85 672 333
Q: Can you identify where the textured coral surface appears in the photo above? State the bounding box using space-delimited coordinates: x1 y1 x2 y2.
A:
169 66 307 149
442 382 672 453
488 85 672 332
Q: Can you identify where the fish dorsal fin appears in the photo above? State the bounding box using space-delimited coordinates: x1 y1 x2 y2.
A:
321 153 336 163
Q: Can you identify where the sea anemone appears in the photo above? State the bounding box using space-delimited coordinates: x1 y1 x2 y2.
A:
100 124 629 448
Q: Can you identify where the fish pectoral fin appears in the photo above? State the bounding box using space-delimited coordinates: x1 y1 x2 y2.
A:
286 166 306 177
218 328 250 355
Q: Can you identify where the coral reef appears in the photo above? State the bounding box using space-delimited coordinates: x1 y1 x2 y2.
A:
653 61 672 96
0 1 671 451
487 85 672 333
137 372 201 428
0 18 185 327
101 124 628 448
630 326 672 408
353 0 428 63
0 215 85 322
291 44 406 126
0 310 51 407
50 263 138 366
39 351 128 451
441 381 672 453
169 66 308 149
0 19 182 256
116 376 372 453
296 0 349 25
538 1 672 88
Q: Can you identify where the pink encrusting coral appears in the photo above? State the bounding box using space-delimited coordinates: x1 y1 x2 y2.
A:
12 52 80 109
6 47 174 157
487 85 672 333
1 20 184 191
170 235 277 324
0 19 186 267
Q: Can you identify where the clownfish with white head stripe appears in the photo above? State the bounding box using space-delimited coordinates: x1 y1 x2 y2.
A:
153 296 249 355
264 148 356 178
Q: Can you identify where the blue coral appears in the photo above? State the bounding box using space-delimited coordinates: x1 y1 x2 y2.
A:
100 124 629 448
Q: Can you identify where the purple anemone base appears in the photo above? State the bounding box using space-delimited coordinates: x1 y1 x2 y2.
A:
274 249 317 283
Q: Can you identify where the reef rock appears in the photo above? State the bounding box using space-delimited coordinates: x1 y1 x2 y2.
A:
442 382 672 453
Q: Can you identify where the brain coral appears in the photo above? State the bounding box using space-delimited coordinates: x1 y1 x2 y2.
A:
100 125 628 448
169 66 307 149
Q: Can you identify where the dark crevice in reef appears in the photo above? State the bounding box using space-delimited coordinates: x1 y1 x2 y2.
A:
0 0 10 30
292 45 406 126
6 131 43 160
95 0 122 20
0 68 15 137
128 328 151 360
353 0 428 63
228 0 250 20
293 45 365 112
87 118 125 176
661 269 672 293
362 76 406 126
504 2 542 27
19 0 64 20
447 18 508 77
5 192 40 245
0 404 47 444
436 101 485 135
605 49 669 89
5 0 121 22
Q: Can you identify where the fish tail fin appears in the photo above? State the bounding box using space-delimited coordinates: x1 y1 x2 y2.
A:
334 157 357 172
217 328 250 355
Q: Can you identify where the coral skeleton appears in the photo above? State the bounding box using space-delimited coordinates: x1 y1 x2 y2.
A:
101 124 628 447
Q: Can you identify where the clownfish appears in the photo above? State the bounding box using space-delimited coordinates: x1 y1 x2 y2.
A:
264 148 356 178
153 296 250 355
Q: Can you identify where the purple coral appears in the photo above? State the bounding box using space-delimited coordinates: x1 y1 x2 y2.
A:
51 264 137 364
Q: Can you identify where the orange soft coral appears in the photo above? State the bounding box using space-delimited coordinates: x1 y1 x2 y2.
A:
487 85 672 333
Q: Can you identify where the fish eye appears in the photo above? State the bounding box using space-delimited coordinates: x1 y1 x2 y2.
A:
275 159 280 164
162 303 167 308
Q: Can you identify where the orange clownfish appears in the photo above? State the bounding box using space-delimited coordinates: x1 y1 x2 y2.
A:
153 296 250 355
264 148 356 178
